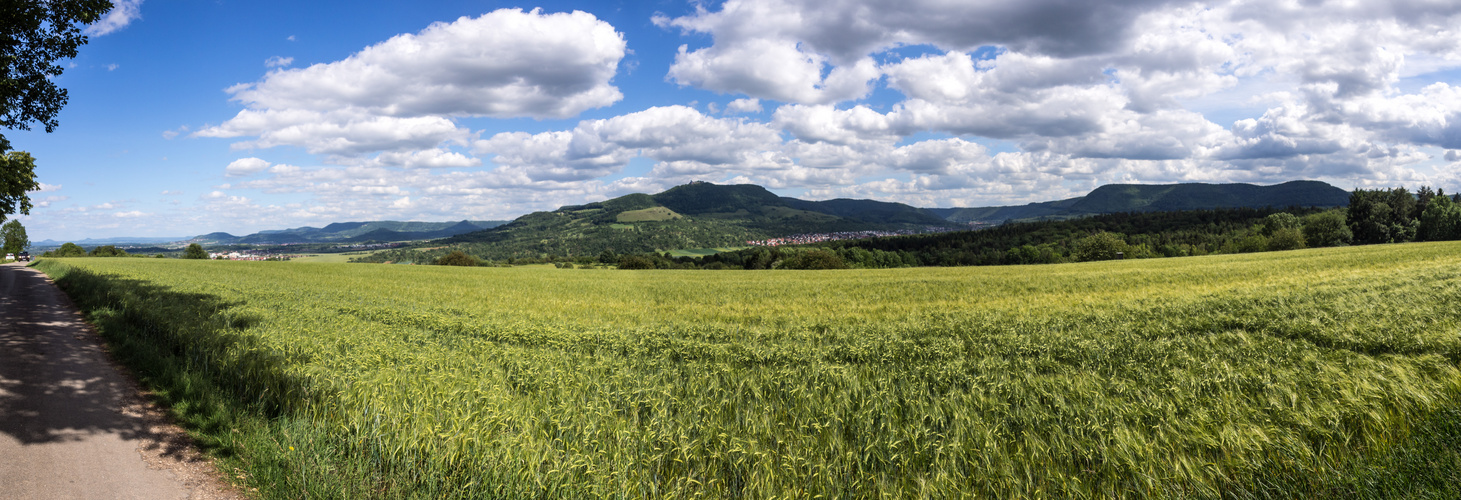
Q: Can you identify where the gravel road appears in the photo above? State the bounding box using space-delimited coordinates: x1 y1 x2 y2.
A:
0 262 242 499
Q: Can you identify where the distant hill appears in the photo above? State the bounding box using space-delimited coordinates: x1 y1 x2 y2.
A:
188 220 508 245
361 180 1351 263
370 182 950 262
32 236 188 248
930 181 1349 223
653 181 949 225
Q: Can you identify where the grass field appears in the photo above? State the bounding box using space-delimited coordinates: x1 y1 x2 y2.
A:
291 251 381 263
32 242 1461 498
667 246 747 257
616 206 683 222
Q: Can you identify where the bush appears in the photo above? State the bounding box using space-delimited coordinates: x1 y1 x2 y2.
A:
435 250 481 267
1267 227 1307 251
617 255 655 270
597 249 618 264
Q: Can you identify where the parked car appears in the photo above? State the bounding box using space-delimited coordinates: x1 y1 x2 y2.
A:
3 253 12 261
17 252 30 262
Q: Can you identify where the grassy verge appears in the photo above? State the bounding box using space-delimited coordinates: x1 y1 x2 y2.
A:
31 243 1461 498
32 260 431 498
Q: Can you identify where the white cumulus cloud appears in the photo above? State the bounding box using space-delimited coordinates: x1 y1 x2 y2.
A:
85 0 144 37
196 8 626 160
217 8 623 120
225 157 272 177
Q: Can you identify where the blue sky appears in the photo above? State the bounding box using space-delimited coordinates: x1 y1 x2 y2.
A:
9 0 1461 241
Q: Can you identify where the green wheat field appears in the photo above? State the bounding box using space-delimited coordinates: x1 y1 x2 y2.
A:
34 242 1461 498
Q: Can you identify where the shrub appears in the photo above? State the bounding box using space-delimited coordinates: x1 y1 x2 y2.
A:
435 250 481 267
597 249 618 264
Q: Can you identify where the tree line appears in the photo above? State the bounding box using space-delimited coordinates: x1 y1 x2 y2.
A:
598 186 1461 270
39 242 211 259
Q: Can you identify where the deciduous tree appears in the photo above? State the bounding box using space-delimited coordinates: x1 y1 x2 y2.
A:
1 0 114 219
53 241 83 257
1347 188 1417 244
435 250 480 266
1074 231 1127 262
1266 227 1306 251
1302 210 1352 247
1 218 26 254
87 244 126 257
1259 212 1302 236
778 249 848 270
1418 195 1461 242
183 243 208 259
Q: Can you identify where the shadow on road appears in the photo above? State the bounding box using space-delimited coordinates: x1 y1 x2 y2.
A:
0 262 303 463
0 264 163 447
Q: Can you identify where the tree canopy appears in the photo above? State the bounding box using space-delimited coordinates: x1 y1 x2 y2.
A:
0 147 36 220
86 244 126 257
1074 232 1128 262
434 250 481 267
1 0 113 220
183 243 208 259
1 0 113 136
1 218 26 253
49 241 83 257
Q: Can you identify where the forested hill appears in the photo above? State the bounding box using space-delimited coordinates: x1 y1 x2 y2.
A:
645 181 948 225
366 182 954 262
929 180 1349 223
361 180 1355 264
188 220 508 245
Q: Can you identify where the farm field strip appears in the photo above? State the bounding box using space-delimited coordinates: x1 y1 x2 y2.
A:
33 242 1461 498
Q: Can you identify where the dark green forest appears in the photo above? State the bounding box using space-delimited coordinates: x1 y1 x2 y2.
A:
566 186 1460 270
651 187 1461 270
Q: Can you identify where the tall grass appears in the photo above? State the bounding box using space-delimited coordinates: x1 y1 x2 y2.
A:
33 242 1461 498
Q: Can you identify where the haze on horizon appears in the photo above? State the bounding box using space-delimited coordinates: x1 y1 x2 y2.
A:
10 0 1461 241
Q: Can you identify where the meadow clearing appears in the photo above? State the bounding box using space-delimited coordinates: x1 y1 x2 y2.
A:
290 250 383 263
33 242 1461 498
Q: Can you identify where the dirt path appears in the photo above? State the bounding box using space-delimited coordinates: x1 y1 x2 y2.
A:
0 262 242 499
